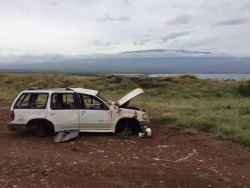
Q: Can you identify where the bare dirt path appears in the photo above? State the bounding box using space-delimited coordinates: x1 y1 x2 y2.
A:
0 103 249 188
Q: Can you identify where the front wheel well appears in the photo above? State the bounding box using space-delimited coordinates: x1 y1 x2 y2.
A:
115 118 141 134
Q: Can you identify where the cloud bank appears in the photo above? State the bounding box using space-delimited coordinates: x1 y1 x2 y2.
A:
0 0 249 56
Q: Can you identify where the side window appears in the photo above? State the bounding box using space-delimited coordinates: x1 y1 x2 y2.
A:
15 93 48 109
16 93 31 108
79 94 109 110
35 94 48 108
51 93 76 110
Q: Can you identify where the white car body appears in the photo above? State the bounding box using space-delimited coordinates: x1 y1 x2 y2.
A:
7 88 151 137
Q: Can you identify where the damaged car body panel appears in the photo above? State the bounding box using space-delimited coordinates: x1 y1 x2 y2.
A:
54 130 80 143
7 88 151 142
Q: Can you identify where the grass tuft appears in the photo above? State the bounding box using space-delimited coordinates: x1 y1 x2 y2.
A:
237 82 250 96
181 128 197 135
239 107 250 116
117 130 129 140
234 135 250 146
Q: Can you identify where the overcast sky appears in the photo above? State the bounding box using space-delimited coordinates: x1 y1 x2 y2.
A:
0 0 250 56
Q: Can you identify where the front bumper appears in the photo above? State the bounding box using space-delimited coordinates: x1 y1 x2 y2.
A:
139 121 150 128
7 123 26 131
139 122 152 137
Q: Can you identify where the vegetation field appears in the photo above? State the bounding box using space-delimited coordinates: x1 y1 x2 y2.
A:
0 73 250 146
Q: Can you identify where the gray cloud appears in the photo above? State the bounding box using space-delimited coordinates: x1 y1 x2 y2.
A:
0 0 249 56
213 18 249 26
241 3 250 10
161 31 192 42
96 14 130 22
133 39 152 46
87 40 120 47
51 2 58 6
123 0 130 6
119 16 130 21
88 41 112 46
168 15 190 25
95 14 114 22
133 41 146 46
133 31 193 45
183 38 216 48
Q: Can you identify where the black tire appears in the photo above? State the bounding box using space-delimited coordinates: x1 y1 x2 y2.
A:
34 123 46 137
28 120 54 137
115 119 140 134
115 121 126 133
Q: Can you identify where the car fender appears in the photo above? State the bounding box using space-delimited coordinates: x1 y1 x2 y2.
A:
13 111 47 125
111 108 139 131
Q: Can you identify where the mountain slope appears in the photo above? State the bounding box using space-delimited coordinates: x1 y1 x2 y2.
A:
1 56 250 74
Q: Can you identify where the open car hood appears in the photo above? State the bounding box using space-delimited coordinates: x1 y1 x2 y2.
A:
116 88 143 107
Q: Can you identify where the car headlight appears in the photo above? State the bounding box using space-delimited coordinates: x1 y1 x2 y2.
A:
142 113 149 121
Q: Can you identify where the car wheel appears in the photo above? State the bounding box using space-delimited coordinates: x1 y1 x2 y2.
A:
116 119 139 134
34 124 46 137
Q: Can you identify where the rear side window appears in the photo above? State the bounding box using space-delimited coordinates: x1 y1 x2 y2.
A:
14 93 48 109
51 93 76 110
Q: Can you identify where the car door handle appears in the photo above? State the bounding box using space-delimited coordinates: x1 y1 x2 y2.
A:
81 111 86 115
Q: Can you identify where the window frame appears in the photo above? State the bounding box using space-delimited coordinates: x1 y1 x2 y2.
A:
14 92 49 109
50 92 77 110
78 93 110 110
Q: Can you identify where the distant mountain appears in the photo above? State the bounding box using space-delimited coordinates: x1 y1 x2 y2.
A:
1 56 250 74
120 49 213 55
0 49 249 74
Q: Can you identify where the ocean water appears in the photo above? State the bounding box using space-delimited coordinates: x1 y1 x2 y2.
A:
148 74 250 80
115 74 250 80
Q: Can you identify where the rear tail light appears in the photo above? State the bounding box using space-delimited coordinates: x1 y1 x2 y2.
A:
10 111 15 121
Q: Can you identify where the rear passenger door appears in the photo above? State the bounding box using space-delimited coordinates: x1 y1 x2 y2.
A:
47 93 79 131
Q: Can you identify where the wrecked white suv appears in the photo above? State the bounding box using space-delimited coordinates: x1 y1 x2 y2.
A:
7 88 151 140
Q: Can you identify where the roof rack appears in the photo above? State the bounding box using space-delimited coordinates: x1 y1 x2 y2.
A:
28 87 43 90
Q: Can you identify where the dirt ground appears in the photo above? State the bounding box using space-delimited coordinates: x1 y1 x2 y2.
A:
0 102 249 188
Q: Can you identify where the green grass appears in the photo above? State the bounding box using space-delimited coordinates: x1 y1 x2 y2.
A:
181 128 197 135
117 130 129 140
1 73 250 146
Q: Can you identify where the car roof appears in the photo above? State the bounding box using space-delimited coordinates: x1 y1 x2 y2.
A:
24 88 99 96
71 88 99 96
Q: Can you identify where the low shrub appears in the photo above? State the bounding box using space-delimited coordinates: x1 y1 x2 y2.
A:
237 82 250 96
214 125 237 140
181 128 197 135
198 122 217 132
117 130 128 140
150 116 176 125
106 75 122 84
239 107 250 116
178 74 198 80
234 135 250 146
